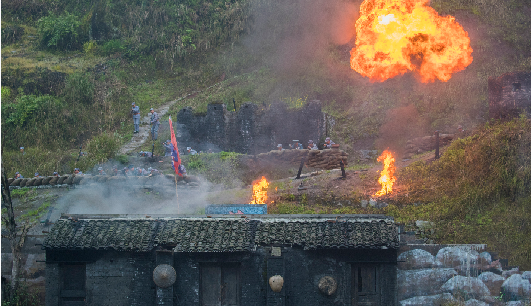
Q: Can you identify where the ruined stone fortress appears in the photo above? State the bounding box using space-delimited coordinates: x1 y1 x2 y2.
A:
176 100 333 154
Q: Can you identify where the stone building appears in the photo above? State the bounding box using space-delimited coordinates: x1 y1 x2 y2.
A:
43 214 399 306
176 101 329 154
489 72 531 119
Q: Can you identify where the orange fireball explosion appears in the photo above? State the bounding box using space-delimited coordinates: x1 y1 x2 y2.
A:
250 176 269 204
373 150 396 197
350 0 473 82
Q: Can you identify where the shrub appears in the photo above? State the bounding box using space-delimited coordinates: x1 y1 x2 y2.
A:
1 22 24 46
2 94 64 127
86 132 120 164
83 40 98 55
100 39 124 56
37 12 87 50
63 72 94 105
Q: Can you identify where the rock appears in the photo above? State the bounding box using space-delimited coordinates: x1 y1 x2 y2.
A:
522 271 531 281
369 198 377 207
398 268 457 300
436 246 480 268
502 268 520 279
398 249 436 270
501 274 530 301
454 264 488 277
361 200 368 208
504 301 529 306
440 275 490 300
478 272 505 296
399 293 454 306
479 252 492 265
465 298 488 306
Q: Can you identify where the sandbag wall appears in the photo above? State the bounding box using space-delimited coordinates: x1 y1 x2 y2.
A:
254 148 348 170
8 174 198 188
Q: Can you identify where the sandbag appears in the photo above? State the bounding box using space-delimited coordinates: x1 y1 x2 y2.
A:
42 177 53 185
49 177 59 185
63 175 74 185
73 175 84 184
10 179 21 186
19 178 29 187
25 178 37 187
8 178 14 184
57 175 68 184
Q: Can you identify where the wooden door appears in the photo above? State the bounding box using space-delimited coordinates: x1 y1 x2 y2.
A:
201 264 240 306
352 265 379 306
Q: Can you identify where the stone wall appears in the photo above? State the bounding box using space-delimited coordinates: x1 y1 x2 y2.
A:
176 101 328 154
489 72 531 120
397 245 531 305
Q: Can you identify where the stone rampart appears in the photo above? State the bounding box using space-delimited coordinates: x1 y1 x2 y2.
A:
176 100 330 154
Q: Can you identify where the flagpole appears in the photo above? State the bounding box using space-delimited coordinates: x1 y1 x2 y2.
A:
174 173 179 213
169 115 180 214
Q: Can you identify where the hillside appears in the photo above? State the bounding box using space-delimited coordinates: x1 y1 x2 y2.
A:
1 0 531 271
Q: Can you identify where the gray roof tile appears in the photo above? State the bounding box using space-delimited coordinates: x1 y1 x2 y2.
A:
43 216 398 252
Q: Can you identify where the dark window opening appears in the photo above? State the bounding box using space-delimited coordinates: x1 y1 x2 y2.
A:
513 82 521 91
200 263 240 306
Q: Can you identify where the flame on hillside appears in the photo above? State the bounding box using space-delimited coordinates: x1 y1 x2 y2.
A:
250 176 269 204
373 150 396 196
350 0 473 82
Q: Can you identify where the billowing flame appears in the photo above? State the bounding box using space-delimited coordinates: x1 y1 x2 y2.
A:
350 0 473 82
250 176 269 204
373 150 396 196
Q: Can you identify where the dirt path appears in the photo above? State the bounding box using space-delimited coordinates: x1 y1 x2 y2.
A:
118 96 183 155
118 72 255 155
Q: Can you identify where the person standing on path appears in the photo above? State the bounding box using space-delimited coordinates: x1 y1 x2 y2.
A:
150 108 160 141
131 102 140 133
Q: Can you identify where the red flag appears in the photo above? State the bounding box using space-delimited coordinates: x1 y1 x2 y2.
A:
169 116 182 176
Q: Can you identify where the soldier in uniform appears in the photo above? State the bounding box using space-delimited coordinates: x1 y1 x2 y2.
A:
131 102 140 133
74 168 83 175
53 172 60 177
163 140 173 156
150 108 160 141
14 172 24 179
186 147 197 155
324 137 335 149
98 167 106 175
307 140 318 150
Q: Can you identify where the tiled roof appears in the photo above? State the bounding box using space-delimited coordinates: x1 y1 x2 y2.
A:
43 216 398 252
255 219 397 250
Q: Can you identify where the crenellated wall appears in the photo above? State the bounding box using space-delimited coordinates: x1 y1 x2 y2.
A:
176 101 329 154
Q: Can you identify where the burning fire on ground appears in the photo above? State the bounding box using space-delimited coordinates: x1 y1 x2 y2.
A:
350 0 473 82
250 176 269 204
373 150 396 197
